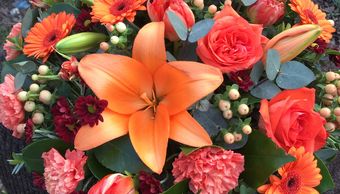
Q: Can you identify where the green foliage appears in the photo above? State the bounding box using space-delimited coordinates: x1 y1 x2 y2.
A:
87 151 113 179
22 8 39 38
162 179 189 194
47 3 81 16
315 156 335 193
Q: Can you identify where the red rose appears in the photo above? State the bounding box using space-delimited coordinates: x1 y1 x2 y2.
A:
197 4 265 73
259 88 328 153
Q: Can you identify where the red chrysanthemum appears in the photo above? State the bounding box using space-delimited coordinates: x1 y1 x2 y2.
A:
75 9 94 32
52 97 72 116
24 119 34 144
59 56 79 81
308 38 328 54
229 70 254 92
32 172 46 190
138 171 163 194
74 96 108 127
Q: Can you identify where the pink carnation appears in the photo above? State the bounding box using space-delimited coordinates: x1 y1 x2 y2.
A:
3 23 22 61
172 147 245 194
42 148 87 194
0 74 24 131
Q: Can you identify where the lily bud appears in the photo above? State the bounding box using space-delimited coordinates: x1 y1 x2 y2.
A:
88 173 136 194
264 24 322 64
247 0 285 27
56 32 108 55
147 0 195 41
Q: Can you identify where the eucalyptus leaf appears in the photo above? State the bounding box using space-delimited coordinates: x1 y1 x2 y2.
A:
188 19 214 43
250 62 264 85
315 156 335 193
22 139 72 173
14 72 27 90
162 179 189 194
47 3 81 16
241 0 257 6
239 130 295 188
276 61 315 89
166 51 177 62
266 49 281 80
12 61 37 74
94 136 150 174
250 80 281 99
22 8 39 38
315 148 337 165
166 10 188 41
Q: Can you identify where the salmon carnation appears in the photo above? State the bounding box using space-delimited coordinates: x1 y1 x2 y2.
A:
91 0 147 25
3 23 22 61
0 74 25 131
42 148 87 194
172 147 244 194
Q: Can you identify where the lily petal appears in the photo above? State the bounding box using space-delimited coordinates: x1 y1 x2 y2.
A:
132 22 167 74
78 53 153 114
128 104 170 174
75 109 129 150
170 111 212 147
155 61 223 115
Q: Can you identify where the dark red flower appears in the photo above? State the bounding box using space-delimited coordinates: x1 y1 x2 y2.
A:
59 56 79 81
32 172 46 190
138 171 163 194
74 9 93 32
24 119 34 144
52 97 79 143
329 47 340 67
74 96 108 127
308 38 328 54
229 70 254 92
71 191 86 194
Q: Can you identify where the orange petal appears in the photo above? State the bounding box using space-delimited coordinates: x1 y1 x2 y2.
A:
132 22 167 74
78 53 153 114
74 109 129 150
170 111 212 147
155 61 223 115
128 104 170 174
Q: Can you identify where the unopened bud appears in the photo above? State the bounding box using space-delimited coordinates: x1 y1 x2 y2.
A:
38 65 49 75
110 36 120 45
319 107 331 118
234 133 242 141
238 104 249 115
17 91 28 102
326 71 336 82
115 22 127 33
334 107 340 116
208 5 217 14
100 42 110 51
223 110 233 119
29 83 40 93
323 94 334 106
32 112 44 125
224 133 235 144
228 89 240 100
24 101 36 112
325 122 336 132
325 84 337 96
242 125 252 135
32 74 39 81
39 90 52 105
194 0 204 9
219 100 231 111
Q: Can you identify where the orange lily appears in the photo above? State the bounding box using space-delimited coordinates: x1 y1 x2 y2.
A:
75 22 223 173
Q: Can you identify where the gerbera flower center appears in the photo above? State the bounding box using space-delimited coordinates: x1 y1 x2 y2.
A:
43 30 61 47
110 0 132 16
303 9 319 24
280 171 302 194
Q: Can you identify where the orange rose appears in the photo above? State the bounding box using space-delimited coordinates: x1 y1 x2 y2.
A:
259 88 328 153
197 4 265 73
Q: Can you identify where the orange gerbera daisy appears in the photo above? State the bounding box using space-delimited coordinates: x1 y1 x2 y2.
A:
289 0 335 43
91 0 147 25
258 146 322 194
23 12 76 62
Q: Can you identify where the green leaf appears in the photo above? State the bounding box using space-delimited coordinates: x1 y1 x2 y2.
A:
315 148 337 165
180 146 197 155
315 156 335 193
94 136 150 174
12 61 37 74
87 151 113 180
240 183 256 194
188 19 214 43
22 139 72 173
241 0 257 6
166 10 188 41
239 130 295 188
276 61 315 89
22 8 39 37
162 179 189 194
266 49 281 81
47 3 81 16
250 62 264 85
1 62 18 82
250 80 281 99
14 72 27 90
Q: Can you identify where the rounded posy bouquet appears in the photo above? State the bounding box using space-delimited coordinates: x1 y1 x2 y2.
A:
1 0 339 193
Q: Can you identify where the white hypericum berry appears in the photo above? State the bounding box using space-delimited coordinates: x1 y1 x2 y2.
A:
110 36 120 45
29 83 40 93
223 110 233 119
105 24 115 32
39 90 52 105
234 133 242 142
115 22 127 33
38 65 49 75
32 112 44 125
17 91 28 102
323 94 334 106
208 5 217 14
238 104 249 116
325 122 336 132
218 100 231 111
31 74 39 81
325 84 337 96
334 107 340 116
228 89 240 100
326 71 336 82
242 125 252 135
24 101 36 112
100 42 110 51
193 0 204 9
16 124 26 134
319 107 331 118
328 20 335 26
223 133 235 144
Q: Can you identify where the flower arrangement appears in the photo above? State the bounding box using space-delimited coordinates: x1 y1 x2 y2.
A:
0 0 339 193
